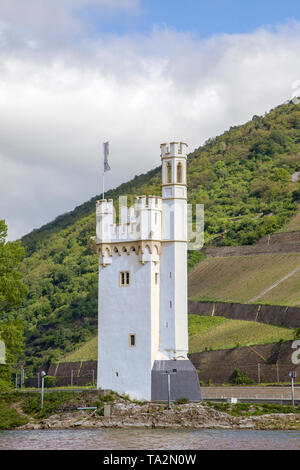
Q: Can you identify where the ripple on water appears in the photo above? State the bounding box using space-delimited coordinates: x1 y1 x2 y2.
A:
0 428 300 450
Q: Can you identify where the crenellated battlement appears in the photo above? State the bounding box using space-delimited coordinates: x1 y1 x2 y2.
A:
160 141 188 159
96 199 114 214
96 196 162 245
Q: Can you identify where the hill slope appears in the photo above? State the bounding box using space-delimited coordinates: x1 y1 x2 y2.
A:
7 100 300 373
61 315 294 361
188 252 300 306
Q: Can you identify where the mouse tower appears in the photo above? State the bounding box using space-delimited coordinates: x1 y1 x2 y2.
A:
96 142 201 402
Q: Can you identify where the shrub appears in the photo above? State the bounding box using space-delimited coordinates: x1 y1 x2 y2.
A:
44 376 56 388
22 391 76 418
294 327 300 339
0 404 29 430
175 398 190 405
230 368 254 385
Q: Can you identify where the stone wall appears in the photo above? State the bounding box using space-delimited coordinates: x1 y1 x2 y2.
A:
188 300 300 329
25 343 299 388
204 242 300 257
25 361 97 388
189 341 299 384
203 231 300 257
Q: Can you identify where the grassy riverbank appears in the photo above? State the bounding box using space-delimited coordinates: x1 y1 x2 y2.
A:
1 390 300 431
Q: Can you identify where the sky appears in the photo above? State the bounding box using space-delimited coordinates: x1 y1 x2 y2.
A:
1 0 300 240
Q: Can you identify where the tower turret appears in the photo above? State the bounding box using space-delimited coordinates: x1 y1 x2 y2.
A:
161 142 188 200
159 141 188 360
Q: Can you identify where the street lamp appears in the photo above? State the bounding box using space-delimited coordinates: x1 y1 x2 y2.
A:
41 371 47 409
288 370 297 406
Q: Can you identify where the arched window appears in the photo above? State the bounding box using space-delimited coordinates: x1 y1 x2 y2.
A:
166 161 172 183
177 162 182 183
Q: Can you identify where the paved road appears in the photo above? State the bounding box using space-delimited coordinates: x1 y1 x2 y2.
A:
201 386 300 400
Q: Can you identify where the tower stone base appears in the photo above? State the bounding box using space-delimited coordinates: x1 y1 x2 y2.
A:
151 360 202 402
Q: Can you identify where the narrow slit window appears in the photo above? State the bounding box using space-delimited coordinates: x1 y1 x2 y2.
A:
129 334 136 347
120 271 130 286
177 162 182 183
155 273 159 284
170 300 172 308
166 162 172 184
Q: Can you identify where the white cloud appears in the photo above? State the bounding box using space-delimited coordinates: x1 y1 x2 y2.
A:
0 0 141 51
1 19 300 239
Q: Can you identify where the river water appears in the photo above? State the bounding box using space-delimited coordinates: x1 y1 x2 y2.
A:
0 428 299 450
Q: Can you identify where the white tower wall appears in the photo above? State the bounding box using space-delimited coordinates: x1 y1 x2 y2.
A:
97 250 160 400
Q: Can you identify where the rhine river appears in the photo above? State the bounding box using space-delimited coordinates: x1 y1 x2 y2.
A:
0 428 300 450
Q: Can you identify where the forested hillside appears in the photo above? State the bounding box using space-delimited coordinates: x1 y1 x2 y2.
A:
7 100 300 373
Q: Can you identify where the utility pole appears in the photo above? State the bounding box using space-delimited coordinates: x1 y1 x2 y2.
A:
41 371 46 409
162 369 177 409
289 371 297 406
20 367 24 391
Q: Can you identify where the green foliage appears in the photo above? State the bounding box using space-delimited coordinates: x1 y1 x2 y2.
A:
207 401 300 417
22 391 76 418
174 398 190 404
0 402 29 429
0 378 13 392
294 328 300 339
188 315 227 337
0 220 28 312
187 251 206 271
230 368 255 385
102 393 115 403
5 100 300 368
44 376 56 388
0 321 24 390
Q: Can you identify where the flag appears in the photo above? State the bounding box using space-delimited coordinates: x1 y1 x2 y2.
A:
103 141 111 172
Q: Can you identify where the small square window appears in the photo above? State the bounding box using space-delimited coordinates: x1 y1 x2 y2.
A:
120 271 130 286
129 334 136 347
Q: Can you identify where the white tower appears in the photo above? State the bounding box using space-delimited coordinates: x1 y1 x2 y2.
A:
96 142 201 402
159 142 188 361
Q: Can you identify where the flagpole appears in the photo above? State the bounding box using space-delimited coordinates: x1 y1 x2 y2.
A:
102 141 110 200
103 142 105 200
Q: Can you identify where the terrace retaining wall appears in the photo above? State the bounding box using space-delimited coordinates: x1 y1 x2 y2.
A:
188 300 300 329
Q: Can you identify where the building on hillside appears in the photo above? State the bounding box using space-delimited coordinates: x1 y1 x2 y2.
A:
95 142 201 401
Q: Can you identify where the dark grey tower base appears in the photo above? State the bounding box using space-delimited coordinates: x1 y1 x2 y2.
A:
151 360 202 402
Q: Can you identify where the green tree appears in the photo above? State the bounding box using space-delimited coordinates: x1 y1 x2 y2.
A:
0 220 28 312
0 221 27 390
0 321 24 390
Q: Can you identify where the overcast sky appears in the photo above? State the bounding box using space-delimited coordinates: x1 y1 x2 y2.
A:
1 0 300 240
